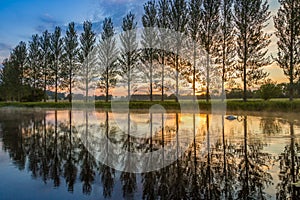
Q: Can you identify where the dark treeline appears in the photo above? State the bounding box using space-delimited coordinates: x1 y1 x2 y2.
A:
1 110 300 198
0 0 300 102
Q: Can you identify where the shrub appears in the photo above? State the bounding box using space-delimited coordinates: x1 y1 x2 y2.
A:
258 80 281 100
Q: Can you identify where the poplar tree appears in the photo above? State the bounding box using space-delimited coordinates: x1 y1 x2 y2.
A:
218 0 236 101
274 0 300 101
141 0 159 101
79 21 96 102
157 0 170 101
200 0 220 102
28 34 41 99
1 58 19 100
188 0 202 100
50 26 64 102
234 0 271 101
98 17 118 102
63 22 79 102
40 30 51 102
119 12 139 100
168 0 189 101
10 41 27 100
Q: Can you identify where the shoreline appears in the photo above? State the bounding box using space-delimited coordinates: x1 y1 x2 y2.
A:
1 100 300 112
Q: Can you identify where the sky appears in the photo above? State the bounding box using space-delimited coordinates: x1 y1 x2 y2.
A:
0 0 288 83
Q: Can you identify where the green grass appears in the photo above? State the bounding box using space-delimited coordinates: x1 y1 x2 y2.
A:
0 101 72 108
1 99 300 112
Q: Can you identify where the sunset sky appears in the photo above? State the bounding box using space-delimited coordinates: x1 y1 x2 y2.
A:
0 0 288 83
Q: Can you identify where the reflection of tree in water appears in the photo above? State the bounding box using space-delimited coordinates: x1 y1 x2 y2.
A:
98 111 116 198
27 113 45 180
60 110 78 192
0 110 293 199
157 113 169 200
142 113 158 200
120 112 137 198
213 114 237 199
168 113 189 200
0 110 81 191
0 110 44 171
236 116 273 199
48 110 62 187
277 121 300 199
197 114 222 199
78 110 97 195
98 163 115 198
260 116 282 135
186 113 202 200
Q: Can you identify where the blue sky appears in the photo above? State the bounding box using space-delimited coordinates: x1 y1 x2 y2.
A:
0 0 147 62
0 0 284 82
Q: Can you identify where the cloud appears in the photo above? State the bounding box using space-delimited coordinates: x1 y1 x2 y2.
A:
93 0 148 28
0 42 12 50
35 13 62 33
39 13 60 25
32 1 147 36
0 42 11 62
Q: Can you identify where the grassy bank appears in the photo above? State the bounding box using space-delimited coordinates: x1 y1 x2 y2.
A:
0 100 300 112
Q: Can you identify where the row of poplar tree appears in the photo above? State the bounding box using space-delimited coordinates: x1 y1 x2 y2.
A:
0 0 300 102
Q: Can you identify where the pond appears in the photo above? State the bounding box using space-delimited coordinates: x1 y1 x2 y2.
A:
0 108 300 199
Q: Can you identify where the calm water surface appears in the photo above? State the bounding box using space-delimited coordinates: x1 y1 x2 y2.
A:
0 108 300 200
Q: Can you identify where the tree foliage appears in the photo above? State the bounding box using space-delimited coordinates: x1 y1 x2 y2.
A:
168 0 189 101
258 79 282 100
119 12 139 99
0 1 289 103
274 0 300 101
79 21 97 102
50 26 64 102
141 0 159 101
234 0 271 101
98 17 119 102
63 22 79 102
188 0 202 100
157 0 170 101
218 0 236 101
200 0 221 102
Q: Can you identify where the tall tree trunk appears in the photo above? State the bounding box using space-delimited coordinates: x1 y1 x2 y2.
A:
106 66 109 102
33 66 36 100
176 113 179 159
193 43 196 102
221 32 226 102
150 49 153 102
85 60 88 103
242 9 248 102
44 70 47 102
206 52 210 102
175 53 179 103
128 65 131 101
69 67 72 103
55 70 58 102
161 51 165 102
289 2 295 101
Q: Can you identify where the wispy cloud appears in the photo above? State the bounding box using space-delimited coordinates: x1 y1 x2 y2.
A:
93 0 148 28
35 13 62 32
0 42 12 50
0 42 12 62
39 13 61 25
